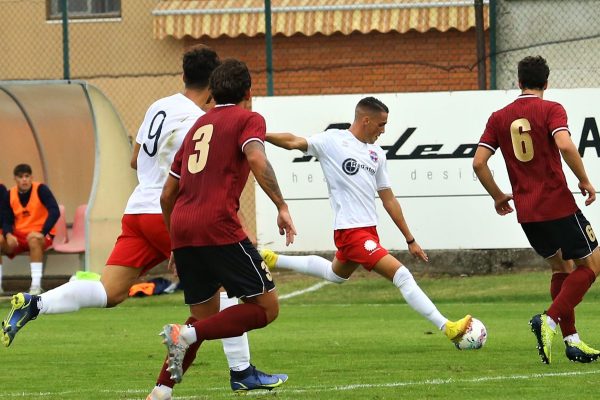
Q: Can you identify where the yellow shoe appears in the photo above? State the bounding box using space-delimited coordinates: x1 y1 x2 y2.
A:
259 249 279 269
530 313 556 364
444 315 472 342
565 340 599 363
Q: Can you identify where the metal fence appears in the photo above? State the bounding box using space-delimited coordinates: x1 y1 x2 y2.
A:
491 0 600 89
2 0 600 233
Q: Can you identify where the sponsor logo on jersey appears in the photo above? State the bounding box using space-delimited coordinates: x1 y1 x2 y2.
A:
342 158 375 176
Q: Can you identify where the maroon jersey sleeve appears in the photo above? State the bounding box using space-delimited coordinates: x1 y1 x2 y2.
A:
478 113 499 153
547 102 570 136
238 112 266 151
169 140 185 179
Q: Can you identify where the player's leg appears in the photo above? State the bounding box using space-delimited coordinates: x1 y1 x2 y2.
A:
549 247 600 363
150 292 222 399
0 233 5 294
0 233 53 346
32 223 162 313
103 214 171 307
1 215 165 347
544 254 598 362
260 249 350 283
0 254 4 295
160 241 284 389
26 233 48 294
371 254 470 341
545 252 577 339
528 212 599 363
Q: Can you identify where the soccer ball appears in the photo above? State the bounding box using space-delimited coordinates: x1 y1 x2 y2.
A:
455 318 487 350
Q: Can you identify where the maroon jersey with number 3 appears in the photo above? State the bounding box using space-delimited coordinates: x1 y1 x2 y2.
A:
478 94 577 223
169 104 266 248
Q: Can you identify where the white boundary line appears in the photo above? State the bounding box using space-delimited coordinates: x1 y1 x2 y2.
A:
278 280 332 300
6 369 600 399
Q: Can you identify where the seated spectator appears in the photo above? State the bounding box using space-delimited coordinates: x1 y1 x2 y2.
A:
0 164 59 295
0 182 7 294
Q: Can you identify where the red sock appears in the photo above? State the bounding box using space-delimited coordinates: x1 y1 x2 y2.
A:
550 272 576 337
157 316 201 388
192 303 268 342
547 266 596 324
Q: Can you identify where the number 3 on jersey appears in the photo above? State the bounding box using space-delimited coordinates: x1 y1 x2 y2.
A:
510 118 534 162
187 124 213 174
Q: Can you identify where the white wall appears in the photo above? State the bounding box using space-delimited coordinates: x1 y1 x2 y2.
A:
253 89 600 251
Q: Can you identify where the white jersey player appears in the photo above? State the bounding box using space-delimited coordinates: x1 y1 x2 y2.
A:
262 96 473 347
1 45 287 399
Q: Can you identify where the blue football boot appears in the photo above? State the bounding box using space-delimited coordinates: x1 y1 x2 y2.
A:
230 365 288 393
2 293 41 347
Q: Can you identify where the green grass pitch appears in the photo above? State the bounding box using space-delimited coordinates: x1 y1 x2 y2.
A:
1 270 600 399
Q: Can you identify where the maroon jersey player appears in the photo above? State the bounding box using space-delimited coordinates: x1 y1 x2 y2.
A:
158 59 296 388
473 55 600 364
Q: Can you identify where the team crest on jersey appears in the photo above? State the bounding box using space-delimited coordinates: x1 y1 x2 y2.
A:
369 150 378 162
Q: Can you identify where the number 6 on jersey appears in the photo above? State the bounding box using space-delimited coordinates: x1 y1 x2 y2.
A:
187 124 213 174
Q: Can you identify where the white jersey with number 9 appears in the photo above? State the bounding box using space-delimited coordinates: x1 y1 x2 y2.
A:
125 93 203 214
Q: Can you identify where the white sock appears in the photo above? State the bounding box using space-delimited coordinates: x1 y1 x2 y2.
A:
276 255 347 284
392 266 448 330
150 384 172 399
180 324 197 344
219 292 251 371
547 315 557 330
0 264 3 289
40 280 107 314
564 333 580 343
30 262 43 288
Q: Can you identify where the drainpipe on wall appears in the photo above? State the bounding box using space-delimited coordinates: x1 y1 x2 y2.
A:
489 0 497 89
264 0 274 96
475 0 487 89
60 0 70 80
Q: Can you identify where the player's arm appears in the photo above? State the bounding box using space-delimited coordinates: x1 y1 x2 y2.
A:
244 141 296 245
37 184 60 238
130 142 141 170
160 175 179 232
378 188 428 262
266 132 308 152
554 130 596 205
472 146 514 215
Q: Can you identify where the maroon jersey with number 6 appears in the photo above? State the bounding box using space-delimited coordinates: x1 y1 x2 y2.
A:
169 104 266 248
478 94 577 223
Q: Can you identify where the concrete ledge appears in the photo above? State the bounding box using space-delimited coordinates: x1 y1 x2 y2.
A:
276 248 546 276
2 275 72 295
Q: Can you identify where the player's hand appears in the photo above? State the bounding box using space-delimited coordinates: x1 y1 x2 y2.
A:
579 181 596 206
6 233 18 249
27 231 44 241
167 252 177 277
408 241 429 262
277 206 297 246
494 194 514 216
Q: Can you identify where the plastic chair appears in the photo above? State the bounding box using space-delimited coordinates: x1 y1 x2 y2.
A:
53 204 86 253
52 204 68 247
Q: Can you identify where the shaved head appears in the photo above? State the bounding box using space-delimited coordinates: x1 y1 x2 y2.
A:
354 96 389 120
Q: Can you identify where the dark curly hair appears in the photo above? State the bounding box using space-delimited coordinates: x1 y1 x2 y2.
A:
209 59 252 105
182 45 221 89
518 56 550 90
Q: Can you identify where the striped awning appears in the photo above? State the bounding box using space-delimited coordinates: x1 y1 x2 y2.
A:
153 0 489 40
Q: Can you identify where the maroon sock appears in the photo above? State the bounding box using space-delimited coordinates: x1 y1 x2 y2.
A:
550 272 576 337
157 316 201 388
192 303 268 342
547 266 596 324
